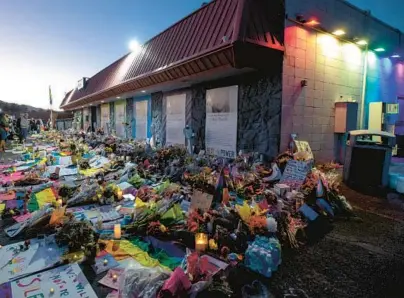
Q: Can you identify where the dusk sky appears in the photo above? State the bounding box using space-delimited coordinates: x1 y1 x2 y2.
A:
0 0 403 109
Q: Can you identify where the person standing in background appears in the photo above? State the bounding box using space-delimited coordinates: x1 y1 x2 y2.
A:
0 111 9 157
20 113 29 143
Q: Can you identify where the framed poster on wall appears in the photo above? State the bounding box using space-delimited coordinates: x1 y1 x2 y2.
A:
101 103 110 132
166 93 186 145
134 100 148 140
115 100 126 138
205 85 238 158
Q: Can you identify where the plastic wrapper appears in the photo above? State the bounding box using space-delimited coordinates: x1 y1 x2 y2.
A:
118 263 170 298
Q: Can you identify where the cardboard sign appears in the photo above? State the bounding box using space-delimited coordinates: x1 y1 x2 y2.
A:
280 160 311 189
1 263 97 298
190 190 213 212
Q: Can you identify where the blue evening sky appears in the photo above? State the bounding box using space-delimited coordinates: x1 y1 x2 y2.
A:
0 0 402 109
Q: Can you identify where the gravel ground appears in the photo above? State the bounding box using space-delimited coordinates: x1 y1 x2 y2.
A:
269 185 404 298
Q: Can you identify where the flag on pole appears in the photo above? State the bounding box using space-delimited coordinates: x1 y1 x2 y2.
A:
49 85 53 106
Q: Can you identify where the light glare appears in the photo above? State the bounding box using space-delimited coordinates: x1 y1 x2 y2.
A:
374 48 385 52
129 40 142 54
332 29 345 36
356 40 368 46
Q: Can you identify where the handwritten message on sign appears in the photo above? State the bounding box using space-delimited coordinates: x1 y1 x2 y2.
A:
3 263 97 298
190 190 213 212
280 160 311 189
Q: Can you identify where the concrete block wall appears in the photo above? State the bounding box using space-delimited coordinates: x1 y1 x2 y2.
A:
281 24 365 161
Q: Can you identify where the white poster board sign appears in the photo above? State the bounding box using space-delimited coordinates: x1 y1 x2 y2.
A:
115 100 126 138
205 86 238 158
166 93 186 145
4 263 97 298
134 100 148 140
101 103 110 132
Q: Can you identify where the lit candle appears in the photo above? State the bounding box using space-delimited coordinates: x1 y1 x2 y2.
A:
57 199 63 207
195 233 208 252
50 288 55 294
114 224 121 240
112 274 118 282
117 190 123 200
103 258 108 265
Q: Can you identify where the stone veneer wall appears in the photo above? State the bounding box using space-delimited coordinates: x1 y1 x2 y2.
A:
238 75 282 157
151 92 164 146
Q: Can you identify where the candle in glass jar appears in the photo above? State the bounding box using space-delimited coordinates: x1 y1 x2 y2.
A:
57 198 63 207
103 258 108 265
114 224 121 240
195 233 208 252
112 274 118 282
117 190 123 200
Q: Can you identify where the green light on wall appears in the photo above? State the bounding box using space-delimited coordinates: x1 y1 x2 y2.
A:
374 48 385 52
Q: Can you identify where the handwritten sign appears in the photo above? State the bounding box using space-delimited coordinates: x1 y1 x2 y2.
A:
190 190 213 212
280 160 311 189
3 263 97 298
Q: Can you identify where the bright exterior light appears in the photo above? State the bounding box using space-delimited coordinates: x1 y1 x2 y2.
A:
356 39 368 45
306 19 320 26
374 48 385 52
129 40 142 54
332 29 345 36
117 96 121 99
391 54 400 58
141 90 146 93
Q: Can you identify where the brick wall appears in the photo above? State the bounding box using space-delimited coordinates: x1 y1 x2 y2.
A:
281 24 365 161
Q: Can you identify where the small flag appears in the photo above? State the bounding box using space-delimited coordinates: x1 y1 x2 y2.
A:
49 85 53 106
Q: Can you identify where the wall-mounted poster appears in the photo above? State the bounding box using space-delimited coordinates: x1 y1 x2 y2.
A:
101 103 110 132
166 93 186 145
134 100 148 140
115 100 126 138
205 85 238 158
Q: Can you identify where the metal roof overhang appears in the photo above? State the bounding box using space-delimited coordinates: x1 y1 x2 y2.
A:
62 42 283 110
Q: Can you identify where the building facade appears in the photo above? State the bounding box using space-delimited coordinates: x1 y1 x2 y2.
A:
61 0 404 161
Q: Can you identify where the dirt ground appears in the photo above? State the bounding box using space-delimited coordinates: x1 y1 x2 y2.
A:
269 184 404 298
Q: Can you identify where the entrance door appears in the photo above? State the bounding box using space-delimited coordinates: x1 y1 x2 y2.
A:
91 106 97 132
395 96 404 135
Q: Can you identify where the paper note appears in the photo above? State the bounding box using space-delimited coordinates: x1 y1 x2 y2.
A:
13 213 32 223
98 268 124 290
0 192 16 201
190 190 213 212
294 140 314 159
92 254 119 274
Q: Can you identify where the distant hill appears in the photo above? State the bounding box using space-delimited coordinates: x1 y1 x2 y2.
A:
0 100 73 120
